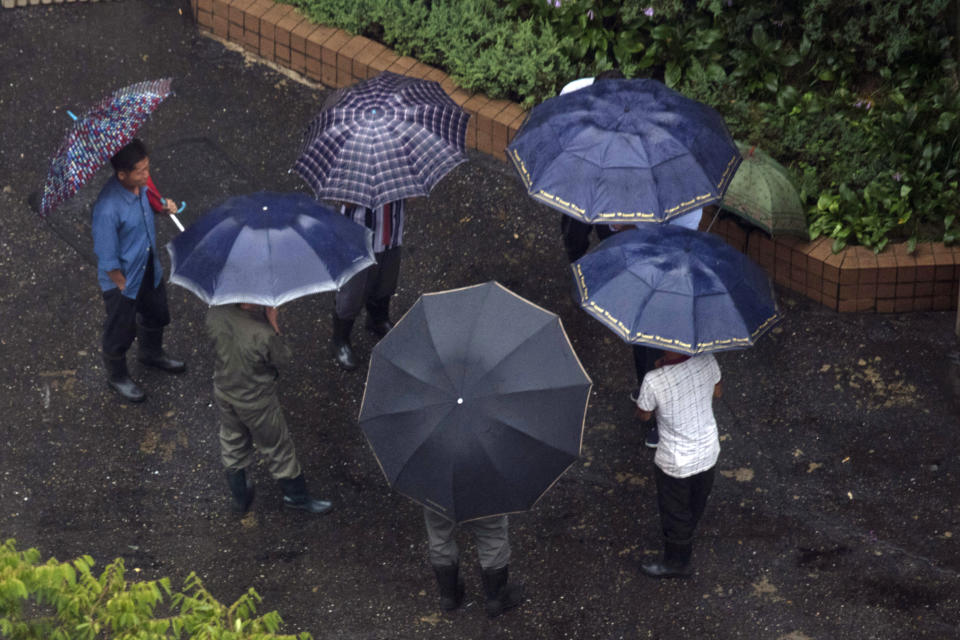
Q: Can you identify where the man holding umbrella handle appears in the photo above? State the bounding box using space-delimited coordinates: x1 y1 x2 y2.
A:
206 302 333 515
330 199 404 370
92 138 186 403
635 349 723 579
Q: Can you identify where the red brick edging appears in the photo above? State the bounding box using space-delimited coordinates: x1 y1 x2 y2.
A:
186 0 959 313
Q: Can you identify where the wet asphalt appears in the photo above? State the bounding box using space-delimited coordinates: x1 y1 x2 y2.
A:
1 2 959 639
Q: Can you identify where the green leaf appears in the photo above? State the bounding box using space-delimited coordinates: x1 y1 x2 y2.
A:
751 24 770 50
907 237 917 253
705 62 726 82
664 61 681 88
831 237 847 253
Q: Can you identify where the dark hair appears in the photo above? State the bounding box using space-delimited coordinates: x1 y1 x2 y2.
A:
595 69 625 81
110 138 149 173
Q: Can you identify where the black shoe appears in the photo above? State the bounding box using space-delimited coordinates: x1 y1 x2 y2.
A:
138 352 187 373
365 317 394 338
481 565 524 618
640 561 691 579
433 563 465 611
644 424 659 449
136 326 186 373
278 475 333 515
331 314 359 370
108 376 146 403
103 353 146 403
226 468 255 514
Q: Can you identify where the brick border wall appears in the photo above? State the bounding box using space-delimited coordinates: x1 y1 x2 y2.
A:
11 0 957 312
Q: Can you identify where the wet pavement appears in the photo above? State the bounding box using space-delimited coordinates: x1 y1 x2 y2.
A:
1 2 959 639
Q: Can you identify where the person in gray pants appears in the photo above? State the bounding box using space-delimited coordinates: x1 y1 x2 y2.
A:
423 508 523 618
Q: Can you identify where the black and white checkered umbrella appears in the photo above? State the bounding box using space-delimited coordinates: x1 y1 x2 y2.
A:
294 72 470 209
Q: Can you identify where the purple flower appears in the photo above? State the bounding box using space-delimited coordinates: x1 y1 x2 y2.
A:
547 0 562 7
892 172 903 182
587 9 595 19
726 0 733 5
643 7 654 17
853 99 873 110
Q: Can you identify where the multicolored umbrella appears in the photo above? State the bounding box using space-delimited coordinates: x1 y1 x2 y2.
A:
294 71 470 209
507 78 741 225
721 142 808 238
572 225 781 354
39 78 174 216
166 192 376 307
359 281 592 523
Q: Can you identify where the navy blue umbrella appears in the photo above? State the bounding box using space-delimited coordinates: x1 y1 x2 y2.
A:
294 71 470 209
166 192 375 307
358 282 592 523
507 78 741 225
572 225 781 354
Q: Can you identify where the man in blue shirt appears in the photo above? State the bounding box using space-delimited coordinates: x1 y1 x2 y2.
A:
92 138 185 402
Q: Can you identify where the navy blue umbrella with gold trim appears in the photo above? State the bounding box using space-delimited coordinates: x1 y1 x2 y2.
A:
507 78 741 225
572 225 780 354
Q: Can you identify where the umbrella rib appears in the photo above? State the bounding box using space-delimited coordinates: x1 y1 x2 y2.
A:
473 414 580 475
375 351 458 398
466 318 556 393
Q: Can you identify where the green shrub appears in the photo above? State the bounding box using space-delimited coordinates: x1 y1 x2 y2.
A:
0 539 310 640
281 0 960 251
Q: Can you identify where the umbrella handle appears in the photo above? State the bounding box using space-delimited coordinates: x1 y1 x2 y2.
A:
169 213 185 232
67 110 78 121
175 201 186 214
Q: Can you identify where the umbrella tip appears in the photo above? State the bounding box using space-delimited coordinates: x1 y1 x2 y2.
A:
457 398 463 405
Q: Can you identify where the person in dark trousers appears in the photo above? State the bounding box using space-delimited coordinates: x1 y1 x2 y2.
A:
206 303 332 515
331 200 404 370
91 138 185 403
635 349 723 578
423 507 523 617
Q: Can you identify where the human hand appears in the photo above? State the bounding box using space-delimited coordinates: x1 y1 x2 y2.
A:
265 306 281 334
107 269 126 292
163 198 178 215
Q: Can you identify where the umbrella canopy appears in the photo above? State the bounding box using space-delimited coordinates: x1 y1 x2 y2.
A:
40 78 174 216
721 142 808 238
294 71 470 209
166 191 375 307
572 225 781 354
358 281 592 523
507 78 741 225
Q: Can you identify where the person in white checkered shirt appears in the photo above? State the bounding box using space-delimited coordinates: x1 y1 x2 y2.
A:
635 349 723 578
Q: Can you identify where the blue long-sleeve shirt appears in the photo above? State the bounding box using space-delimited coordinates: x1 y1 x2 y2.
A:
91 176 162 299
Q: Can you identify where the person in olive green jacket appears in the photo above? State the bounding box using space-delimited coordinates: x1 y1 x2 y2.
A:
206 303 332 515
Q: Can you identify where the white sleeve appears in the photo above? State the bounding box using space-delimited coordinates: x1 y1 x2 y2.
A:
636 372 658 412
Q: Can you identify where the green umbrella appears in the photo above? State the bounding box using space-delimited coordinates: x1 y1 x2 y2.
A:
721 142 808 238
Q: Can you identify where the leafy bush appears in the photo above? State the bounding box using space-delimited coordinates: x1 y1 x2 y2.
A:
284 0 572 107
0 539 310 640
281 0 960 251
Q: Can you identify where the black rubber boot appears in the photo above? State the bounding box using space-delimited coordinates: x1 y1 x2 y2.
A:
641 541 693 579
432 563 465 611
226 468 255 514
278 474 333 514
331 314 358 370
365 297 394 337
102 352 146 403
136 326 186 373
481 565 524 618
